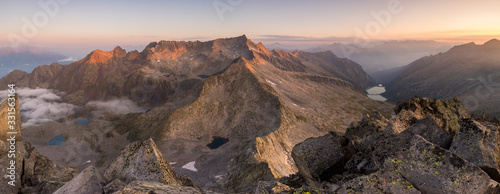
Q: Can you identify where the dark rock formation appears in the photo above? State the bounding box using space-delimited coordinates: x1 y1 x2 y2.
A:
336 167 420 194
389 135 493 194
450 119 500 182
254 181 292 194
344 112 389 140
393 97 470 136
291 132 354 187
403 115 453 149
103 179 127 194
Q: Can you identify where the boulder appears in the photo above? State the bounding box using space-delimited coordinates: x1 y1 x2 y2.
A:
114 180 202 194
450 119 500 181
291 132 352 187
103 138 185 186
389 135 493 194
345 112 389 140
403 115 453 149
54 165 106 194
347 115 454 174
103 179 127 194
384 109 419 134
394 97 470 136
254 181 292 194
22 142 79 186
345 130 414 173
336 167 420 194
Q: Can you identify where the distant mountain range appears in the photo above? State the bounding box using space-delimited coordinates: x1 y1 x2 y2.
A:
0 46 71 78
384 39 500 118
0 35 391 191
302 40 457 82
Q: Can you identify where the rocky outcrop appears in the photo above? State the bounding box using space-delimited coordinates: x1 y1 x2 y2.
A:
54 165 106 194
103 138 185 186
114 180 202 194
403 115 453 149
291 132 353 187
103 179 127 194
50 138 203 193
389 135 493 193
345 112 389 140
336 167 420 194
450 119 500 181
266 97 500 194
393 97 470 136
254 181 292 194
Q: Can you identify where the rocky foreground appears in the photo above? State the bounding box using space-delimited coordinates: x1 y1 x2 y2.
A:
258 97 500 193
2 95 500 193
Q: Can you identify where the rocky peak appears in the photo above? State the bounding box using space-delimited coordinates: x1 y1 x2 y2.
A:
103 138 186 186
448 42 478 53
394 97 470 135
112 46 127 58
483 38 500 48
82 49 113 64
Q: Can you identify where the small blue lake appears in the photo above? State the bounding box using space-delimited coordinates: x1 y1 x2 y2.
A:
198 75 210 79
76 119 90 125
48 135 65 145
206 136 229 149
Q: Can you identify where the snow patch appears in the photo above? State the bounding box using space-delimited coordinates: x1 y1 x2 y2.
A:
182 161 198 172
266 79 277 86
215 175 224 180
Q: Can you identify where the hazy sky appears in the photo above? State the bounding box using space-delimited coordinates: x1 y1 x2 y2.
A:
1 0 499 57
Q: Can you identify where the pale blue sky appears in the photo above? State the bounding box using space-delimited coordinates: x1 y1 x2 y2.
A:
1 0 499 57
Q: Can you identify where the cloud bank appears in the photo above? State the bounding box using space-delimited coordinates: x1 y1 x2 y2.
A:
86 98 146 116
0 88 77 127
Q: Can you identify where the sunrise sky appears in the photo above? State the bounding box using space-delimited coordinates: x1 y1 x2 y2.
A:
1 0 499 57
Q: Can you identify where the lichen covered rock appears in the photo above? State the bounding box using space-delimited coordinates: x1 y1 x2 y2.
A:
291 132 352 187
336 167 420 194
54 165 106 194
403 115 453 149
390 135 493 194
114 180 202 194
345 112 389 140
450 119 500 181
394 97 470 136
103 138 184 186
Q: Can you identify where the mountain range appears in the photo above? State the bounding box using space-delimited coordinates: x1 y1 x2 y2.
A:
384 39 500 118
0 35 392 192
0 46 69 78
305 40 456 73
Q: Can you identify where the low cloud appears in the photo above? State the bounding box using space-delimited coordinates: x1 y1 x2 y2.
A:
58 57 78 62
86 98 146 116
0 88 77 127
0 88 146 127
